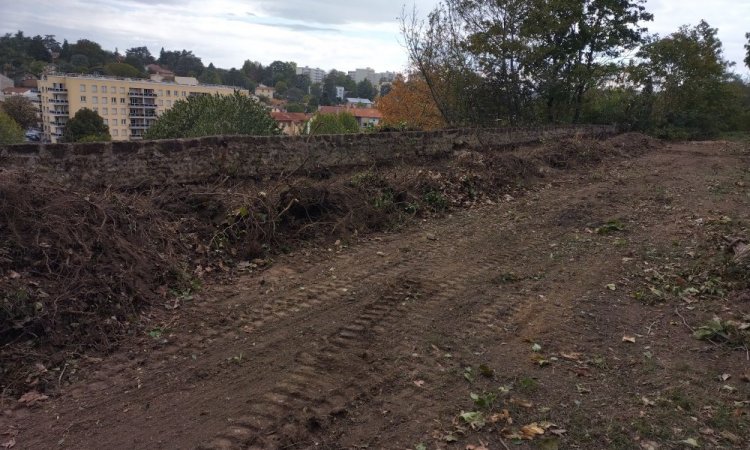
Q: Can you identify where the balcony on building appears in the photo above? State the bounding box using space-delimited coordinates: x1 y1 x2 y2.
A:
128 88 157 98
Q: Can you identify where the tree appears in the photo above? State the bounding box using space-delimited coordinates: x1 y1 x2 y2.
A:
144 92 279 139
1 96 38 129
69 54 89 69
104 62 143 78
634 21 737 138
308 112 359 135
0 110 24 144
377 75 446 130
124 46 154 70
745 32 750 70
241 60 265 82
63 108 110 142
158 49 204 76
263 61 296 87
401 0 652 125
356 79 377 100
222 68 253 89
69 39 112 67
320 70 356 105
199 63 222 85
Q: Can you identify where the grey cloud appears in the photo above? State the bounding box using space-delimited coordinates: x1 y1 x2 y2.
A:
251 0 437 24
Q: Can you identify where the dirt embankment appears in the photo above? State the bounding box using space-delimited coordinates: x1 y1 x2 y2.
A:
0 133 660 395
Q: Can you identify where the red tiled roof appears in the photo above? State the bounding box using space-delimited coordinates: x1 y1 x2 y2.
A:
318 106 383 119
271 112 310 122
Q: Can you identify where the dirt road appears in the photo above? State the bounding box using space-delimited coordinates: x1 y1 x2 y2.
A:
3 141 749 449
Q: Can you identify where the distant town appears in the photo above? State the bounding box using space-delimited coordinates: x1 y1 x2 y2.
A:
0 31 402 142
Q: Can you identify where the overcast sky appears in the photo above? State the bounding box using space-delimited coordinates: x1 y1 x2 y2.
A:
2 0 748 76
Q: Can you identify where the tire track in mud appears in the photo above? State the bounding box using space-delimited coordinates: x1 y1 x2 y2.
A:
198 222 535 449
26 210 518 449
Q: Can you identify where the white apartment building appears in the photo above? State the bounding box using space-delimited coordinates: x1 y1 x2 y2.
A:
296 66 327 84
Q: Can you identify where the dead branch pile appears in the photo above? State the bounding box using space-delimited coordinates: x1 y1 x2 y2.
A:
0 170 185 364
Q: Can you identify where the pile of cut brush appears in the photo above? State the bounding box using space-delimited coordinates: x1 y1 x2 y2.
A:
0 170 189 391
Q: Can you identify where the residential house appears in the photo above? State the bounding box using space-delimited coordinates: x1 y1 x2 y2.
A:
318 105 383 129
255 84 275 99
147 64 175 82
271 112 310 136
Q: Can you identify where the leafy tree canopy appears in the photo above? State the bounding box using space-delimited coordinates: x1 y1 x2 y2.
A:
0 110 24 144
1 96 38 129
104 62 143 78
144 92 279 139
63 108 111 142
377 75 445 130
308 112 359 135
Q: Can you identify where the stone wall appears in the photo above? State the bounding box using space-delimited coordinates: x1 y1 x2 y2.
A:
0 125 615 187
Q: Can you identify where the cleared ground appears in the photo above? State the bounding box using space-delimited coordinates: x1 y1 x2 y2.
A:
2 140 749 449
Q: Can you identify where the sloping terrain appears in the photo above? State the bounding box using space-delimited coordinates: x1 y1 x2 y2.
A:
1 138 749 449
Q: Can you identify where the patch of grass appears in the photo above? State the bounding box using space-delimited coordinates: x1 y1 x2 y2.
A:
517 376 538 393
666 388 694 412
596 219 625 235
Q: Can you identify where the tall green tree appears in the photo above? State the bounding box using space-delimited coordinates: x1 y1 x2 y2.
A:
144 92 279 139
356 79 377 100
745 32 750 70
63 108 110 142
124 46 155 70
401 0 652 125
0 110 24 144
634 21 737 138
1 96 38 129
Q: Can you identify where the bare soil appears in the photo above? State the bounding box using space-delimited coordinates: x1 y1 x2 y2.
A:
2 139 749 449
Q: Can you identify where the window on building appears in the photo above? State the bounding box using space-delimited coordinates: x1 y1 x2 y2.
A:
92 85 97 93
113 129 118 136
121 119 126 125
92 96 98 104
120 108 126 115
102 97 108 104
103 119 108 125
80 96 86 102
158 90 163 96
166 90 171 96
182 91 186 96
158 100 163 105
111 86 116 93
167 100 172 107
102 108 108 115
119 87 125 94
111 97 117 103
101 86 107 93
80 84 86 92
120 98 125 103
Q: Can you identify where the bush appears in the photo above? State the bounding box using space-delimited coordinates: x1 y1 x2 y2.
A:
144 92 279 139
308 111 359 135
0 111 24 144
63 108 111 142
